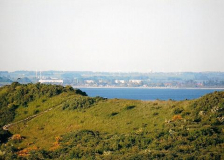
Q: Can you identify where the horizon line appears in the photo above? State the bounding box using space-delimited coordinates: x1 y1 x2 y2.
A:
1 70 224 73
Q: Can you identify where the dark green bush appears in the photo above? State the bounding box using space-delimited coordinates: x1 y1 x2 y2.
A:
125 106 135 110
110 112 119 116
173 107 184 114
33 109 40 114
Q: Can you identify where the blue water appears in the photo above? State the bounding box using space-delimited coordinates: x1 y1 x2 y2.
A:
78 88 224 101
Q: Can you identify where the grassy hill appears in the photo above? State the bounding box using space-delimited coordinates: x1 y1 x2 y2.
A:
0 83 223 159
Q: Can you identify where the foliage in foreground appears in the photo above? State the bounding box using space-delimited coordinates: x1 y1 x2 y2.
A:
0 83 223 159
0 82 87 143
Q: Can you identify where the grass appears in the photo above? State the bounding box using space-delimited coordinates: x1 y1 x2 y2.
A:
1 83 223 159
9 97 191 150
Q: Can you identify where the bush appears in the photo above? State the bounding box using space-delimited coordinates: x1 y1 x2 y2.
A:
173 108 183 114
172 115 182 121
33 109 39 114
125 106 135 110
153 112 159 116
11 134 23 142
110 112 119 116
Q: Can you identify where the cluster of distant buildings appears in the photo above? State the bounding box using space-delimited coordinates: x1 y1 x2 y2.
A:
80 79 143 87
115 80 142 84
1 71 224 88
84 79 142 84
38 79 63 84
36 71 64 85
35 77 215 88
35 77 148 87
79 79 204 88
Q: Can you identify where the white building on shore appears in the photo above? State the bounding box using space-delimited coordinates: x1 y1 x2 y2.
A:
129 80 142 84
39 79 63 84
115 80 125 84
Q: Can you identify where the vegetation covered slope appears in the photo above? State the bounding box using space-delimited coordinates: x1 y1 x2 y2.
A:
0 83 223 159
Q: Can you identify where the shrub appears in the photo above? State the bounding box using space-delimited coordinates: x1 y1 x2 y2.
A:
12 134 22 140
110 112 119 116
172 115 182 121
125 105 136 110
50 136 62 151
173 108 183 114
11 134 23 143
33 109 39 114
17 146 38 157
153 112 159 116
7 103 18 111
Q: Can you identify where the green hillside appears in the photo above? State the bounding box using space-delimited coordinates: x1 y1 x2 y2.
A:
0 83 223 159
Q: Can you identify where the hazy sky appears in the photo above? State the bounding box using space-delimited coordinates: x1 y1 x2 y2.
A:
0 0 224 72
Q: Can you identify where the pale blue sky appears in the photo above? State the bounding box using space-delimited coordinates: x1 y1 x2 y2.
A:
0 0 224 72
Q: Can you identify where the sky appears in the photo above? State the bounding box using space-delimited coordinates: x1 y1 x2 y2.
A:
0 0 224 72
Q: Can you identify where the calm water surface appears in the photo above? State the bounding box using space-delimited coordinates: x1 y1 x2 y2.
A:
78 88 224 101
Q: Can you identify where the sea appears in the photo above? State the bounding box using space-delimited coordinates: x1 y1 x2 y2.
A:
78 88 224 101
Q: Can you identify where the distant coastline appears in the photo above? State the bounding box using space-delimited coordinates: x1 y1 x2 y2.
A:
74 86 224 90
2 71 224 89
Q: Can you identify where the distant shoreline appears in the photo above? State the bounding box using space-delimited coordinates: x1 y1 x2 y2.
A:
73 86 224 90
